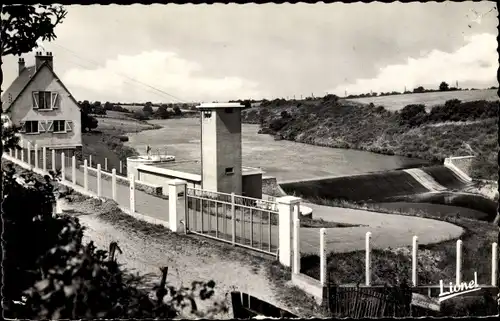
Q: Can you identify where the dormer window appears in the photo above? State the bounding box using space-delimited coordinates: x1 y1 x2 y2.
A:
32 91 59 110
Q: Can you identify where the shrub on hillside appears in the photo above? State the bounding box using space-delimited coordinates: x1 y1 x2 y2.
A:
132 110 150 121
398 104 427 127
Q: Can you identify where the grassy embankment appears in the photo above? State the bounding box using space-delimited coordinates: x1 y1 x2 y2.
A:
242 97 498 180
80 111 162 174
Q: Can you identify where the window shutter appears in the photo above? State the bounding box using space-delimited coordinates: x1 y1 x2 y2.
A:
32 92 39 109
65 120 73 132
38 121 46 132
19 121 26 133
47 120 54 132
51 92 59 109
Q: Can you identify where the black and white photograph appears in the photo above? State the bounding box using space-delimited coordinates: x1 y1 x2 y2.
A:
1 1 499 319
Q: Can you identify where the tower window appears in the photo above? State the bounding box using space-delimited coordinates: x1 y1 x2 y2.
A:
225 167 234 175
203 111 212 118
224 108 234 113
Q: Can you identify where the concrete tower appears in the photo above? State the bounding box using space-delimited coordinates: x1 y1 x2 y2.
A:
197 102 247 194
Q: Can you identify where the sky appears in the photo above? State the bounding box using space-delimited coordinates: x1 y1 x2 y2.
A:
2 2 499 103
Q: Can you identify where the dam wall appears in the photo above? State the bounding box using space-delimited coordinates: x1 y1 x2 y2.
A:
280 166 471 203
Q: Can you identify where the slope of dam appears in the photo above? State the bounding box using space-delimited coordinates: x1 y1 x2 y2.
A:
420 165 470 190
280 170 430 202
280 166 472 203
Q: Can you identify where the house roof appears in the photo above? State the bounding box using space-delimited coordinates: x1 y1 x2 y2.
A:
1 61 81 113
1 65 37 112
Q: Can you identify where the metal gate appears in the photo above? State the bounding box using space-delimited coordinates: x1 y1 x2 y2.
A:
326 284 412 318
185 187 279 256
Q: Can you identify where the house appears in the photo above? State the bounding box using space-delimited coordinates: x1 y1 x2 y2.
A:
1 51 82 157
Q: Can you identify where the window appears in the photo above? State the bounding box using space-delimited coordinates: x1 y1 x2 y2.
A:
225 167 234 175
38 91 52 110
203 111 212 118
53 120 66 133
32 91 59 110
25 121 39 134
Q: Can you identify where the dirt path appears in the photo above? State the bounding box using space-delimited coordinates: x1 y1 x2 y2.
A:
60 197 291 319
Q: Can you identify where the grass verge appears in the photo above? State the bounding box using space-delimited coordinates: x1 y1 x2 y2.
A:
299 197 497 286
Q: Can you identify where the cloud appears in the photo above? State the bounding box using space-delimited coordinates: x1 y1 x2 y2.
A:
62 50 267 103
330 33 498 95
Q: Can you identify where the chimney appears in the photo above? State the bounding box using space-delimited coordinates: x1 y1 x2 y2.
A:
18 57 25 76
35 51 54 71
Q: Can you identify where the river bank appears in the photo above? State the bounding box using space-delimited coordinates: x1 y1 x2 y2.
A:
242 98 497 180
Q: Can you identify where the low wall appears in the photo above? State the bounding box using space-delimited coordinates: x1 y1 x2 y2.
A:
138 165 201 196
444 156 475 182
82 165 163 195
291 273 325 305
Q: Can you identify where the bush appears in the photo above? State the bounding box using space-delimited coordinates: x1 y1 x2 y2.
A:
132 110 149 121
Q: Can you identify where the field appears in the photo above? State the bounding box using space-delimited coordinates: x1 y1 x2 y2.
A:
347 89 498 111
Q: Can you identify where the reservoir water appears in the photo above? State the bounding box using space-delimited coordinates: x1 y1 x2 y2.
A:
125 118 429 182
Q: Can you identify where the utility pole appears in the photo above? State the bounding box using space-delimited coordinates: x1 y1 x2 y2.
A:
345 90 347 97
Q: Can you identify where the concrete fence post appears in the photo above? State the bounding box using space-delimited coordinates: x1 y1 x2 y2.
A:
83 159 88 191
72 156 76 184
55 199 63 214
51 149 56 172
9 148 12 157
293 218 300 274
492 242 498 286
27 143 31 166
365 231 372 286
105 158 108 171
456 239 462 285
97 164 102 197
412 235 418 287
120 160 123 174
42 147 47 172
15 146 18 159
61 152 65 182
277 196 301 268
168 180 187 232
129 173 136 213
320 228 327 286
89 155 92 168
34 144 38 169
231 192 236 245
112 168 117 201
21 145 24 163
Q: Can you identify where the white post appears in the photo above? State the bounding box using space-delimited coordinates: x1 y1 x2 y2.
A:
277 196 301 267
34 144 39 169
97 164 102 197
112 168 117 201
412 235 418 287
456 239 462 285
231 193 236 245
293 218 300 274
168 180 187 232
51 149 56 171
72 156 76 184
15 146 18 159
61 152 65 182
492 242 498 286
320 228 327 286
105 158 108 171
9 148 12 157
89 155 92 168
42 147 47 172
55 199 63 214
27 143 31 166
83 159 88 191
129 173 136 213
21 145 24 163
120 160 123 174
365 231 372 286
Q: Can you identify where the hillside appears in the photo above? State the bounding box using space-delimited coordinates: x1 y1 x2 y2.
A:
242 96 498 180
346 88 498 111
